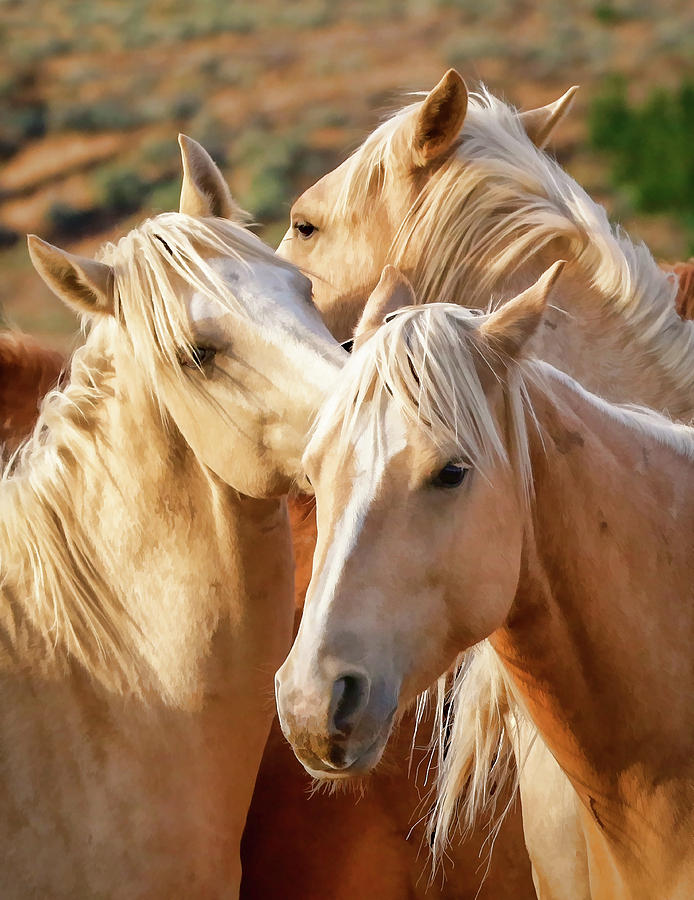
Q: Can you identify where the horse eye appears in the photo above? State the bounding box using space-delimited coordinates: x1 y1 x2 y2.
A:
294 220 316 240
432 463 468 488
180 346 216 369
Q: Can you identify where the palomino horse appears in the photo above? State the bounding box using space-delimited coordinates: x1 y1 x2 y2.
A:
278 69 694 892
3 135 342 898
277 264 694 900
242 479 534 900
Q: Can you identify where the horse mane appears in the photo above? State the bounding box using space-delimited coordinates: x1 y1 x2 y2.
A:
1 212 286 694
319 300 694 861
335 86 694 413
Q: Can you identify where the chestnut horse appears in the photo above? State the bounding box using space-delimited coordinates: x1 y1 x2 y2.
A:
0 331 64 456
278 263 694 899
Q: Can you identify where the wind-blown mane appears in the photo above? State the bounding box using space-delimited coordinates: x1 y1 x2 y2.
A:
1 213 289 694
335 86 694 415
318 300 694 862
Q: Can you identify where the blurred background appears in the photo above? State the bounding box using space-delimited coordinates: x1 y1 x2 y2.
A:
1 0 693 351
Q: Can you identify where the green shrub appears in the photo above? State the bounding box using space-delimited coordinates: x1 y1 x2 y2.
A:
54 100 145 133
140 137 180 169
592 3 624 24
96 167 149 214
589 78 694 248
0 224 18 249
47 202 96 238
0 104 46 150
148 178 182 214
230 129 299 221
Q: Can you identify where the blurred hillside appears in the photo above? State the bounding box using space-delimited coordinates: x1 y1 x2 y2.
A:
1 0 693 350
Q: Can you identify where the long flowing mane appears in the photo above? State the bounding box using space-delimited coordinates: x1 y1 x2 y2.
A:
334 86 694 415
318 301 694 861
1 213 290 694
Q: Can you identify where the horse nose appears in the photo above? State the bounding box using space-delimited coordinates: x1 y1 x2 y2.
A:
329 672 371 738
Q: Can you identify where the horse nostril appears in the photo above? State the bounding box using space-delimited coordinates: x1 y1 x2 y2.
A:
330 673 370 737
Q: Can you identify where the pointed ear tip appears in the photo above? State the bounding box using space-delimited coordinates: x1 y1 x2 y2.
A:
379 264 401 281
439 68 467 101
540 260 566 294
444 67 464 84
27 234 51 261
178 133 198 155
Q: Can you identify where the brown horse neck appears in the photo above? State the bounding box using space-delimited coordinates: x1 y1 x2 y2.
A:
492 375 694 800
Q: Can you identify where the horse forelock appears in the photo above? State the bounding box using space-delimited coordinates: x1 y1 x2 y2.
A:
97 213 295 382
313 302 536 509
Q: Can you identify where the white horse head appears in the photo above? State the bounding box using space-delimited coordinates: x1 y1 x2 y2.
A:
28 135 344 500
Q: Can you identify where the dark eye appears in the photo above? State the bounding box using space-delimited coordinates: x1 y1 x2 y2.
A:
294 220 316 240
180 346 216 369
432 462 468 488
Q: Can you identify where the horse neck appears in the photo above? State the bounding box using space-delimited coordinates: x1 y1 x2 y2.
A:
0 334 291 706
491 371 694 809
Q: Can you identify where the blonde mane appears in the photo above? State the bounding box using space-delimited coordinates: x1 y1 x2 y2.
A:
316 302 534 506
317 300 694 862
1 213 288 694
335 86 694 415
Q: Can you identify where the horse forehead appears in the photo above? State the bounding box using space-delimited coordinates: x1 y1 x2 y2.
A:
187 255 310 322
220 254 310 296
295 160 349 212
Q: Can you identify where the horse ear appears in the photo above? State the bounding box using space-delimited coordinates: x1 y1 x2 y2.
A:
481 261 565 359
353 266 416 350
178 134 242 219
519 86 579 148
28 235 115 317
411 69 468 167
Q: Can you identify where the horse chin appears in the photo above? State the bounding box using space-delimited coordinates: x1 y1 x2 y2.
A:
296 726 392 781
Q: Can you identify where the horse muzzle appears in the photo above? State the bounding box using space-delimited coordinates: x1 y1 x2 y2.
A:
275 665 397 778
